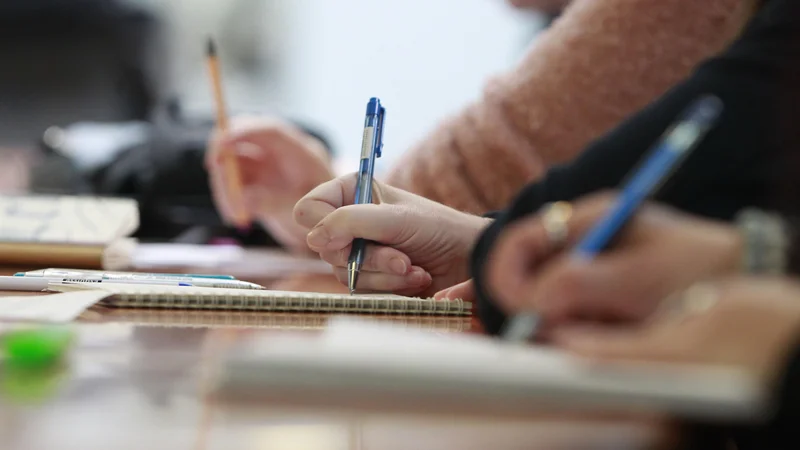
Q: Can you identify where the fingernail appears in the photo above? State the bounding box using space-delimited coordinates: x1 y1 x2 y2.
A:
306 227 329 248
389 258 408 275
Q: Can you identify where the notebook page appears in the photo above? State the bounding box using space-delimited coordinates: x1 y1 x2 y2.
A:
0 195 138 244
0 291 111 323
221 318 766 420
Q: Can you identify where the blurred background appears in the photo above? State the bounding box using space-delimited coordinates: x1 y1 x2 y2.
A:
0 0 550 241
0 0 544 168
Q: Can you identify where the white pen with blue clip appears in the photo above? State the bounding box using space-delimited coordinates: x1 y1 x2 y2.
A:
347 97 386 294
0 275 191 292
502 95 725 342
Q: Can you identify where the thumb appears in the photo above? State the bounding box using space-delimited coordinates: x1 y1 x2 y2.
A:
293 173 388 230
532 252 663 322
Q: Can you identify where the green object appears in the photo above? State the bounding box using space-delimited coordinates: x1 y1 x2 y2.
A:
2 327 74 369
0 363 69 404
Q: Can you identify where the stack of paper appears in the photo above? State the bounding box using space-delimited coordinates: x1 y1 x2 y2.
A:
0 195 138 269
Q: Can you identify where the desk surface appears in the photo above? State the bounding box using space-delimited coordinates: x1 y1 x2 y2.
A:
0 269 677 450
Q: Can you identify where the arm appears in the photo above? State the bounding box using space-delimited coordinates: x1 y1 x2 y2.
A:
386 0 754 214
469 0 800 334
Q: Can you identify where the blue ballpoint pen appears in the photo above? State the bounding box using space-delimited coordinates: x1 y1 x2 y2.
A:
347 97 386 294
502 94 724 342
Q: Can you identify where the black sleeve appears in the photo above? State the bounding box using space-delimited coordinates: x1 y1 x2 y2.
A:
471 0 800 335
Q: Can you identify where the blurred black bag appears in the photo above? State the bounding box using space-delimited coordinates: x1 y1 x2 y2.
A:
33 103 332 247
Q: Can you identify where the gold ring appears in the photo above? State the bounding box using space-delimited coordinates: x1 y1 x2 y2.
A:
541 201 573 248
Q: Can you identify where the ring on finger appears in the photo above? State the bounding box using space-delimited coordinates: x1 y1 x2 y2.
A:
541 201 573 248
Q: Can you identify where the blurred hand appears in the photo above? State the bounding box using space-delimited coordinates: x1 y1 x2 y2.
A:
554 277 800 384
294 174 492 296
486 192 743 325
206 116 334 250
434 279 477 304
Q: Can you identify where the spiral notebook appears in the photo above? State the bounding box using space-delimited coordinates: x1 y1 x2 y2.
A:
50 283 471 316
85 309 472 332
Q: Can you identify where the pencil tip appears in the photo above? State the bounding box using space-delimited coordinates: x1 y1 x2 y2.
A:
206 37 217 57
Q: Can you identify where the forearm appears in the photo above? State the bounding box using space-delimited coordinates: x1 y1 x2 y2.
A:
387 0 749 215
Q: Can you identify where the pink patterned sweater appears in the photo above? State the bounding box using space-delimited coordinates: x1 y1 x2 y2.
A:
385 0 755 214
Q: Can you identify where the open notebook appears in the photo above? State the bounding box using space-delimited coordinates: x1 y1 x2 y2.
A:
50 283 471 315
0 195 138 269
215 317 768 422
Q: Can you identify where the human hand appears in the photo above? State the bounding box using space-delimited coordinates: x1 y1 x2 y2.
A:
206 116 334 247
434 279 477 304
293 174 492 296
485 192 744 325
553 277 800 384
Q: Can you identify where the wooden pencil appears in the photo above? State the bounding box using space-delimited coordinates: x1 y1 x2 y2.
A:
206 37 249 228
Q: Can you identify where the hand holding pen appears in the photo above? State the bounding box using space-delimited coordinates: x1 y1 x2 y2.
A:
500 95 724 342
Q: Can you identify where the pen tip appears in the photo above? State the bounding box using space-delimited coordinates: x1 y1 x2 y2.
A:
206 36 217 57
348 269 359 295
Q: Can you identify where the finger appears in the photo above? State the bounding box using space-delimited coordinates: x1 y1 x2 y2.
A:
242 186 302 216
304 203 411 251
552 324 672 361
485 191 632 314
294 173 388 231
434 279 475 301
222 117 309 156
485 214 557 312
293 174 360 230
530 249 668 323
208 153 239 225
205 127 226 169
318 244 411 275
332 266 432 293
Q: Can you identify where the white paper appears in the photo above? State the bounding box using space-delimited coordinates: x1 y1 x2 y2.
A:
0 291 111 323
0 195 138 244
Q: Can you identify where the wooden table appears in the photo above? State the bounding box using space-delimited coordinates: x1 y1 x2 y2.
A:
0 269 682 450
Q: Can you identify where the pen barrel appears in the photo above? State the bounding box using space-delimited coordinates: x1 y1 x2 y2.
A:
353 160 373 205
348 238 367 267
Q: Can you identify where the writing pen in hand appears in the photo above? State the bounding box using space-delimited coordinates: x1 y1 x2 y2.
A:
501 94 724 342
347 97 386 294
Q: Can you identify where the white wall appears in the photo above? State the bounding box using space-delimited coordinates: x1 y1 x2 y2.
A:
274 1 536 174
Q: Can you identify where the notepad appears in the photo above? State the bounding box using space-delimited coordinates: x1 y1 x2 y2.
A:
215 317 768 422
0 195 138 269
49 283 471 315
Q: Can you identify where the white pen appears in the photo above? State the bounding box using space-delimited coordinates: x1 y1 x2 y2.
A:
0 276 192 292
0 275 51 291
15 269 263 290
